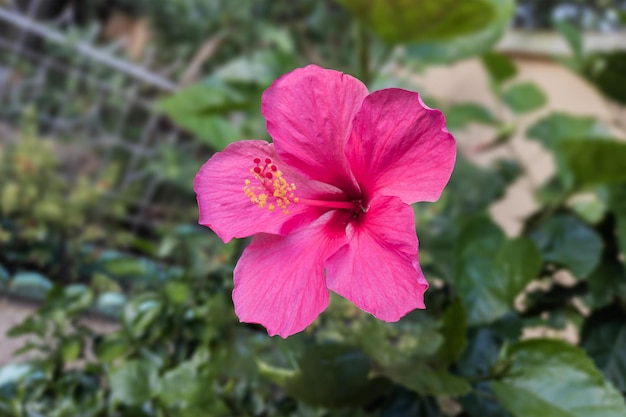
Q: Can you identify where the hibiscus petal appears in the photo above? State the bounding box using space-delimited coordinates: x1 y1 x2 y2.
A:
346 89 456 204
233 211 349 337
262 65 367 194
194 140 343 243
325 195 428 322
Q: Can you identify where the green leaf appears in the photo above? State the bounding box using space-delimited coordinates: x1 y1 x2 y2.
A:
435 299 467 366
584 51 626 105
59 337 82 362
609 185 626 259
335 0 495 45
259 344 374 406
526 113 610 186
481 52 518 84
109 360 161 406
444 103 496 131
9 272 53 297
530 214 602 279
527 113 610 149
94 335 130 363
559 139 626 188
502 82 546 114
160 361 214 410
388 364 471 396
492 339 626 417
406 0 515 64
456 218 541 324
585 255 626 310
123 294 163 339
554 20 583 61
581 304 626 392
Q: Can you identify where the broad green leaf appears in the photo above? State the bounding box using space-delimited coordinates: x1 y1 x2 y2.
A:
435 299 467 366
584 255 626 310
560 139 626 188
492 339 626 417
527 113 610 186
9 272 53 297
456 218 541 324
444 103 496 131
530 214 602 279
160 361 214 410
609 185 626 259
259 344 374 406
527 113 610 149
581 304 626 392
584 51 626 105
109 360 161 406
335 0 495 44
481 52 518 84
406 0 515 64
502 82 546 114
387 364 471 396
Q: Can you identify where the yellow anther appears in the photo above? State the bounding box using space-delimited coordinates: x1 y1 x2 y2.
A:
243 157 299 214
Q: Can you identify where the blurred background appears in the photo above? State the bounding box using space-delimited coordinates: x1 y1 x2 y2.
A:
1 1 626 416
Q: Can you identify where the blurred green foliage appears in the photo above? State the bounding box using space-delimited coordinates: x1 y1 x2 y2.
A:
2 0 626 416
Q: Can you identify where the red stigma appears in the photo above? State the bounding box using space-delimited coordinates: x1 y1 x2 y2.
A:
265 158 272 164
253 157 261 164
271 165 278 172
254 167 262 174
265 172 273 179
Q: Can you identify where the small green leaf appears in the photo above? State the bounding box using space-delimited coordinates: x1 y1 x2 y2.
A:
59 337 82 363
581 304 626 392
109 360 161 406
164 281 190 305
123 294 163 338
554 20 583 60
481 52 518 84
560 139 626 188
530 214 602 279
444 103 496 131
335 0 495 44
502 83 546 113
492 339 626 417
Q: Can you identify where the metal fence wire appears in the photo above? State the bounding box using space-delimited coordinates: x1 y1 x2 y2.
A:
0 1 192 229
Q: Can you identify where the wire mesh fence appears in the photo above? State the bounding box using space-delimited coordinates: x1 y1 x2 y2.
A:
0 0 193 230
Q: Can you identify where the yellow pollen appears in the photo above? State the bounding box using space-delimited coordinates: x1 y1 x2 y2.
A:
243 158 299 214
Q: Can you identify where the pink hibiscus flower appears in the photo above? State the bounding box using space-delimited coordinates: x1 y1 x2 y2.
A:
194 65 456 337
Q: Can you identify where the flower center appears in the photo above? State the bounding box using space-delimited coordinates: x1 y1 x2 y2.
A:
243 157 368 215
243 158 298 214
